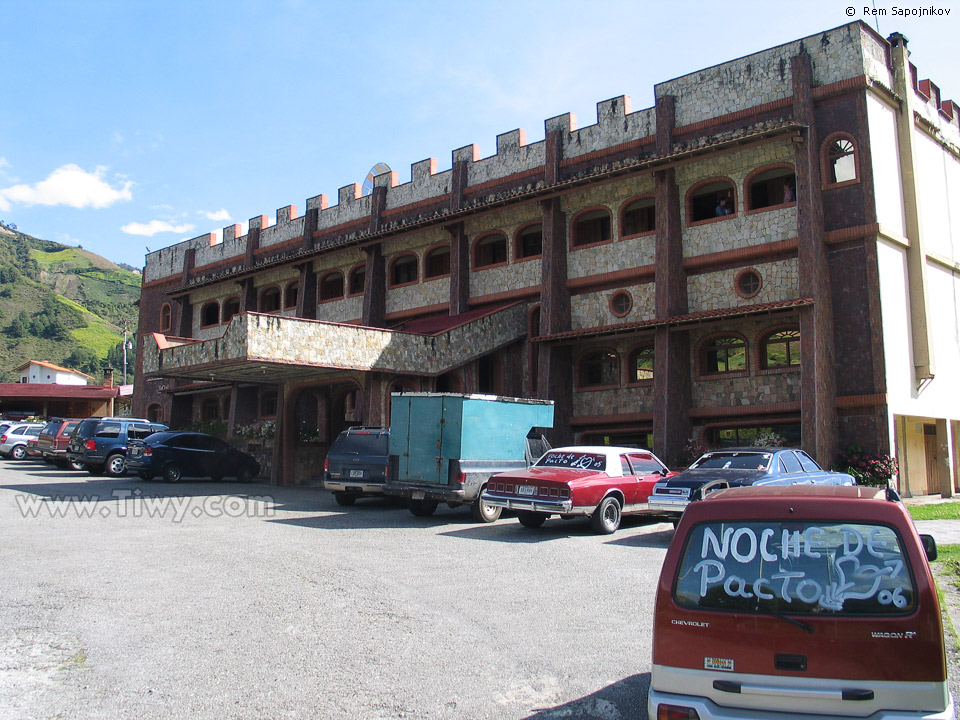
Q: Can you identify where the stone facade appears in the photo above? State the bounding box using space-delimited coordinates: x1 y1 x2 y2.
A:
135 22 960 493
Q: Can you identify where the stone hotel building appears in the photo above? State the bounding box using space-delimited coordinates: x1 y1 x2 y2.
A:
135 21 960 495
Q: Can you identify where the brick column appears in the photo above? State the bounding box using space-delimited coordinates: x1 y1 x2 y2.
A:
362 244 386 328
446 222 469 315
792 48 837 467
652 95 691 467
296 261 317 320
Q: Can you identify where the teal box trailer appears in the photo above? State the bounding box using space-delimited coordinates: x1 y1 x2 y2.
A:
384 393 554 522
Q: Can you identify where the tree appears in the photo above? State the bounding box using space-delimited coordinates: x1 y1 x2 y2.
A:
6 310 29 338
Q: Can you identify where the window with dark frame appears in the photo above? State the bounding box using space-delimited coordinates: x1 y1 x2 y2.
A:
348 266 365 295
762 329 801 368
260 390 278 418
391 255 418 286
573 209 612 247
629 345 655 382
703 336 747 374
425 246 451 278
320 272 345 301
736 269 762 297
474 234 508 268
259 287 281 313
610 291 632 317
201 397 220 421
827 138 857 184
748 168 796 209
690 181 735 222
159 304 172 332
222 297 241 323
516 224 543 259
579 350 619 388
284 283 299 309
622 198 656 235
200 301 219 327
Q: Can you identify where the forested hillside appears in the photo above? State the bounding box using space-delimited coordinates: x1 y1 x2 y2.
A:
0 222 140 383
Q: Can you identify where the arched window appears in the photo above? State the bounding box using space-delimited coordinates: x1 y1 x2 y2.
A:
259 286 281 313
745 166 796 210
688 179 736 223
319 271 344 302
284 282 299 309
761 328 801 369
200 301 220 328
159 303 172 333
515 223 543 259
424 245 451 279
147 403 163 423
390 254 418 287
474 233 508 268
823 134 858 186
348 264 366 296
222 296 241 323
572 208 612 248
260 390 278 418
701 335 747 375
578 350 619 388
628 345 655 383
621 197 656 236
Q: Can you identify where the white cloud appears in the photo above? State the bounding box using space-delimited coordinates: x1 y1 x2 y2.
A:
0 164 133 212
201 208 232 222
121 219 196 237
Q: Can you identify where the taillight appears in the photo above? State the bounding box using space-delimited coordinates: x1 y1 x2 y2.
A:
323 457 329 472
85 439 97 451
143 447 153 457
657 705 700 720
0 435 6 443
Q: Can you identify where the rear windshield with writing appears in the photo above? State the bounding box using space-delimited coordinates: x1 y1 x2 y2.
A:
674 521 915 615
536 452 606 471
691 452 771 470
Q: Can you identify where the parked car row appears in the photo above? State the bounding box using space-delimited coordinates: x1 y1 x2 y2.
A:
1 416 260 483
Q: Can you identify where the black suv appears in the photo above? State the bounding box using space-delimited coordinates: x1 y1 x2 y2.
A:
322 427 390 505
67 417 168 477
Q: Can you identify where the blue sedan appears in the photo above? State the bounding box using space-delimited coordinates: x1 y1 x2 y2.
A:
647 447 855 524
126 431 260 483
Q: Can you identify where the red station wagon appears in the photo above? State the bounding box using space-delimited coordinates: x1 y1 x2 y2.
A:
649 485 953 720
481 445 673 534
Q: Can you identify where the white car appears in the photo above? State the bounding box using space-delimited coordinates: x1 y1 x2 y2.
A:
0 423 46 460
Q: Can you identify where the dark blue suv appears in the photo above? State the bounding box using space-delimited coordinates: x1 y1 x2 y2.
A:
67 417 168 477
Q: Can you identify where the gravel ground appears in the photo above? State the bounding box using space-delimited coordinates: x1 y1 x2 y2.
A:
2 461 959 720
0 462 671 720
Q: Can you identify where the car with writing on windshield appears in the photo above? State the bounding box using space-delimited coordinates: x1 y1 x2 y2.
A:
647 447 854 525
650 484 952 720
126 431 260 483
481 446 674 534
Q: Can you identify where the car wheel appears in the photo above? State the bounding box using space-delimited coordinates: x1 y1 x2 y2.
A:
70 460 86 471
11 445 26 461
237 466 254 483
334 492 357 506
137 471 154 481
470 494 502 523
86 465 104 476
591 496 622 535
408 499 438 517
104 454 127 477
164 464 182 483
517 511 547 529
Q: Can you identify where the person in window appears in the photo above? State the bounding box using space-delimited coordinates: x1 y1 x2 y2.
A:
783 181 795 203
715 194 733 216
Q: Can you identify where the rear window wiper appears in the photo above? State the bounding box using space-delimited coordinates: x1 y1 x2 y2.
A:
767 610 814 634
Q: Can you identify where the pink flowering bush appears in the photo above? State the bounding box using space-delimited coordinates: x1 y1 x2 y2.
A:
838 444 899 487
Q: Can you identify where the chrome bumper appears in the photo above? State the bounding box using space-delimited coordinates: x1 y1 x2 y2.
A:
646 496 689 515
481 492 577 515
323 479 386 494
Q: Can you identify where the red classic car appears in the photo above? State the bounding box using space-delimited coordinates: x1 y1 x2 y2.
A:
481 446 674 534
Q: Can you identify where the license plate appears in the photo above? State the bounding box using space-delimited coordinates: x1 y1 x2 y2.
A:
518 485 536 496
349 469 364 478
412 491 425 500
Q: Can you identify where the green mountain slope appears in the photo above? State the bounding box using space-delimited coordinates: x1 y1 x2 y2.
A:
0 223 140 383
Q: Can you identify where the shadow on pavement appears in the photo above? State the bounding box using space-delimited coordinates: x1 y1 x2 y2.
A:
522 673 650 720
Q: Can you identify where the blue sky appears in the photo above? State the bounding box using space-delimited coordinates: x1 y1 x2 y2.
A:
1 0 957 269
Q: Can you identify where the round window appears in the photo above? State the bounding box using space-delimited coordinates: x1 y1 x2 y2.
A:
610 291 632 317
735 269 762 298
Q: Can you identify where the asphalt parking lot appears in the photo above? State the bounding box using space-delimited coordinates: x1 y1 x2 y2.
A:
0 459 676 720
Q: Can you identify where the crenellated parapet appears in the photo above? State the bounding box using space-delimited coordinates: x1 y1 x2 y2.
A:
143 20 956 289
